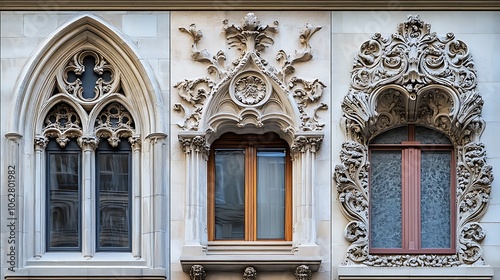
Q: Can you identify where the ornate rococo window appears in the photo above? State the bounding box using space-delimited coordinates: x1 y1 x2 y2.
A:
334 15 493 269
175 13 326 277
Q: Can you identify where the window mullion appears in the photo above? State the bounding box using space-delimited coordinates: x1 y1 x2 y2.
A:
245 146 256 241
404 147 421 250
402 148 410 250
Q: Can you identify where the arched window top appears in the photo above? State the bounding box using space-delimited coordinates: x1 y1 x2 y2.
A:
370 125 452 145
335 15 493 267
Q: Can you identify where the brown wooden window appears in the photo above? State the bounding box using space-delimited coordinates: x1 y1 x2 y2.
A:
208 133 292 241
369 125 456 254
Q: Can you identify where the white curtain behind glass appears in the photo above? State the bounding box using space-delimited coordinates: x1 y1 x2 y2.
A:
256 149 285 239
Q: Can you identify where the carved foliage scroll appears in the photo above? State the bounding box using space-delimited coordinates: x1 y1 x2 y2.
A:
335 15 492 267
175 13 327 135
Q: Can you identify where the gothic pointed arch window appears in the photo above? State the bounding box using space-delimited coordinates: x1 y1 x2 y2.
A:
335 15 493 271
7 14 167 277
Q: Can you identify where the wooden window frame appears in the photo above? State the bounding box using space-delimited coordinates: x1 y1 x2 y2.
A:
207 133 292 242
369 125 456 255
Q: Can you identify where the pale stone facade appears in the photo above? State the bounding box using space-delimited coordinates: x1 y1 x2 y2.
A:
1 5 499 280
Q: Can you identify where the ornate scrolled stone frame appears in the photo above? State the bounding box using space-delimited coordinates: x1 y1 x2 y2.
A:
334 15 493 267
176 13 326 275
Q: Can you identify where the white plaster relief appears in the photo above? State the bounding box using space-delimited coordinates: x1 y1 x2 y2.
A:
176 13 325 268
334 15 493 267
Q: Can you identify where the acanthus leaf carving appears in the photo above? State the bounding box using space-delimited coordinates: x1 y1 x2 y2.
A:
175 13 327 136
335 15 492 268
178 135 210 160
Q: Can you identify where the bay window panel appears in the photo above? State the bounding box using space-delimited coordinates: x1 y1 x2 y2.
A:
46 139 81 250
256 149 286 240
96 141 132 251
420 150 452 249
370 150 402 249
214 149 245 240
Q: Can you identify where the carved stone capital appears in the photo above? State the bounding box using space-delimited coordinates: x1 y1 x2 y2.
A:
295 265 312 280
78 136 99 151
242 266 257 280
178 134 210 159
291 135 323 153
189 264 206 280
34 136 49 150
129 136 141 151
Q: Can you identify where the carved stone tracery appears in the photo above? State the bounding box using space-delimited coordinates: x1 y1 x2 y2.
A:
94 102 136 147
42 102 83 147
334 15 492 267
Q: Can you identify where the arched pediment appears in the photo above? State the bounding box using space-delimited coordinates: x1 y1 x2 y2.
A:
175 13 327 147
335 15 492 267
9 13 164 139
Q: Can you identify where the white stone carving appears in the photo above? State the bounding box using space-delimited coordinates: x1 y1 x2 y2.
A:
176 13 326 136
94 102 135 147
334 15 492 267
295 265 312 280
42 102 83 147
242 266 257 280
61 50 119 109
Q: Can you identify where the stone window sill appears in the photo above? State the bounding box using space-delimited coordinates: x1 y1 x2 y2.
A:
338 266 494 280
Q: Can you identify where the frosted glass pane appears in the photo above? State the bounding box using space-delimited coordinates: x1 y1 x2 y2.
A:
214 149 245 240
48 153 80 249
415 126 451 144
371 126 408 144
98 153 131 249
421 151 452 248
256 149 286 239
370 150 402 248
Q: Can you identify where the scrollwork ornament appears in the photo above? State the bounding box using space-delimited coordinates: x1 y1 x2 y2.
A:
336 15 492 267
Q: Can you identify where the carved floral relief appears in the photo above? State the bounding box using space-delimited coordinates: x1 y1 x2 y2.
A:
175 13 327 140
335 15 492 267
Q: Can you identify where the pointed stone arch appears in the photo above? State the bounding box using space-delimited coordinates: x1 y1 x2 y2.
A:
4 13 167 276
335 15 493 268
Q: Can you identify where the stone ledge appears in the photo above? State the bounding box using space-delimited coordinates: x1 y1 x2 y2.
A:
338 265 494 280
180 255 321 272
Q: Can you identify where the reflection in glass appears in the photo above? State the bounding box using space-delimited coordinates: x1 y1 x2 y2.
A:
214 149 245 240
97 150 131 250
47 146 80 249
257 149 286 239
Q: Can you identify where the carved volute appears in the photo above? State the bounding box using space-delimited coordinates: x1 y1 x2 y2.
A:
335 15 492 267
175 13 327 146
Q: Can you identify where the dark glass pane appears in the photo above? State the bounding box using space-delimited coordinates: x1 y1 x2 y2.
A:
256 149 286 239
370 150 402 248
415 126 451 144
370 126 408 144
214 149 245 240
81 56 100 99
47 151 80 249
421 151 452 248
97 152 131 249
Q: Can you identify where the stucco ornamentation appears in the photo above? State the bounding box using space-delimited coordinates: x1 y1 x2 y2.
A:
334 15 492 267
294 265 312 280
176 13 326 138
189 265 206 280
242 266 257 280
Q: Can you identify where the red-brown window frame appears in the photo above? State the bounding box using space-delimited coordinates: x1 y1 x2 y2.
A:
368 125 456 255
207 132 292 241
